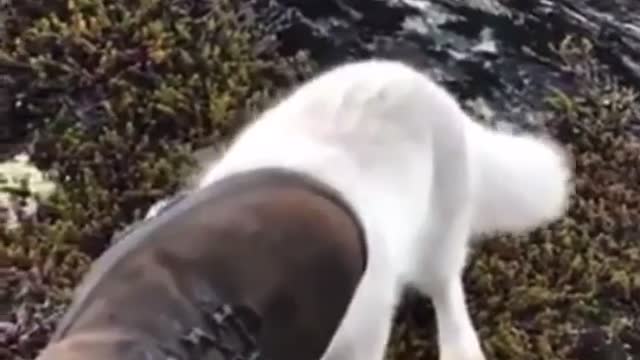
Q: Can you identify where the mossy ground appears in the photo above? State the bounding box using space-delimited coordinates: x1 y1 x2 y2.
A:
1 2 639 360
0 0 313 358
387 36 640 360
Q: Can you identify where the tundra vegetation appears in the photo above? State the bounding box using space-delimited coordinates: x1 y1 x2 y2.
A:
0 1 638 359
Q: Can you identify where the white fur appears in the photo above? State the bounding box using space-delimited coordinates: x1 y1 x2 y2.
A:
189 59 572 360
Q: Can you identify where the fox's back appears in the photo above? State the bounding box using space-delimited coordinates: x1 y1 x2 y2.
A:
198 59 473 277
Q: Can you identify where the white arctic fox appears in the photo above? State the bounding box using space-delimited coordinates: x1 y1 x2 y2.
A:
187 59 572 360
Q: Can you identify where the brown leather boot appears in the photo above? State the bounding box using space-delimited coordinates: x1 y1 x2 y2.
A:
36 167 367 360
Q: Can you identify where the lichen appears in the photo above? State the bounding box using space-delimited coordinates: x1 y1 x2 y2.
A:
0 153 57 231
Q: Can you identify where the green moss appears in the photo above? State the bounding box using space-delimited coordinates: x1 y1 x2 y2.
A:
0 0 314 358
386 35 640 360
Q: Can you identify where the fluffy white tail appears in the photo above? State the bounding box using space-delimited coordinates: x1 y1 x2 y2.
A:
467 121 573 235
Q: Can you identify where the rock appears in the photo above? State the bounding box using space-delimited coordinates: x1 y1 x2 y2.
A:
251 0 640 127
